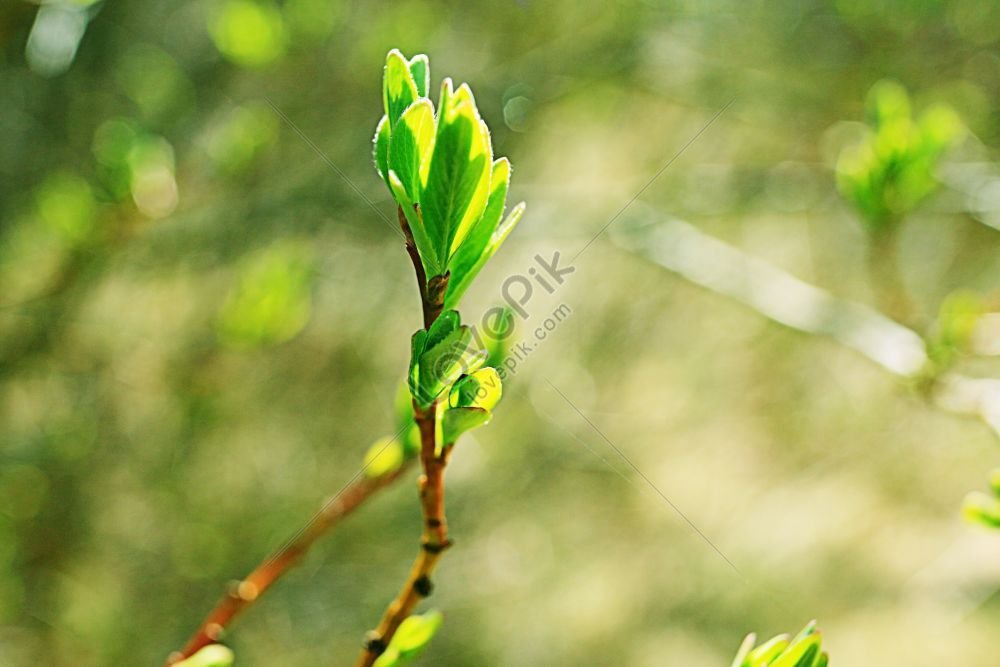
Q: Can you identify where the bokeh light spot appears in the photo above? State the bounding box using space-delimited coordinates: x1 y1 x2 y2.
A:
209 0 288 68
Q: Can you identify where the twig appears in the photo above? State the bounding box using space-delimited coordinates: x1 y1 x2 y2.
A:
616 211 1000 442
170 207 455 666
355 217 453 667
165 442 413 664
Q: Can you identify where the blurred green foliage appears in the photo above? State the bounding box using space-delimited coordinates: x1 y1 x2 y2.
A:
215 242 315 348
837 80 963 234
923 291 985 375
208 0 288 68
1 1 999 666
963 469 1000 529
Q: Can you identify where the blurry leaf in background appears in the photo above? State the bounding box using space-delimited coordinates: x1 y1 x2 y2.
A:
92 119 179 217
173 644 234 667
0 464 49 522
0 516 23 623
363 436 406 479
836 80 965 233
127 135 179 219
115 43 196 126
92 118 140 202
373 610 443 667
216 242 315 348
963 490 1000 529
925 291 985 371
501 82 535 134
24 1 97 77
963 469 1000 530
202 103 279 174
34 171 98 245
282 0 341 43
208 0 288 68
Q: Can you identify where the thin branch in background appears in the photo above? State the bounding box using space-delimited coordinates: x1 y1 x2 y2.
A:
613 205 1000 442
167 429 414 665
570 98 734 263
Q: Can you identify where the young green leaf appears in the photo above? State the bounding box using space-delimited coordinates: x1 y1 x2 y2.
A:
425 309 461 350
444 199 525 311
363 436 405 478
394 378 416 424
389 171 442 277
408 328 428 399
436 77 455 121
416 325 480 406
770 637 821 667
421 84 489 264
373 114 390 184
391 609 443 658
408 54 430 98
748 635 790 665
730 633 757 667
444 157 510 309
389 100 436 202
449 368 502 411
448 112 493 256
442 407 491 443
373 53 525 310
729 623 827 667
483 306 516 368
173 644 235 667
373 610 443 666
963 491 1000 529
383 49 419 128
372 647 401 667
441 368 503 441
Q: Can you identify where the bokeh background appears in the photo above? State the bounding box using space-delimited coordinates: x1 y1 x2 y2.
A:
2 1 999 665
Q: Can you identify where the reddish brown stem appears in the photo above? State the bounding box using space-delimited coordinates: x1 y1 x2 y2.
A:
354 406 452 667
172 210 451 666
354 252 452 667
166 464 411 665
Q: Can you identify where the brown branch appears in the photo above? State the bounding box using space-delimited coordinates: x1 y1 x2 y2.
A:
354 409 453 667
172 209 453 666
398 206 429 323
355 227 453 666
166 463 412 665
